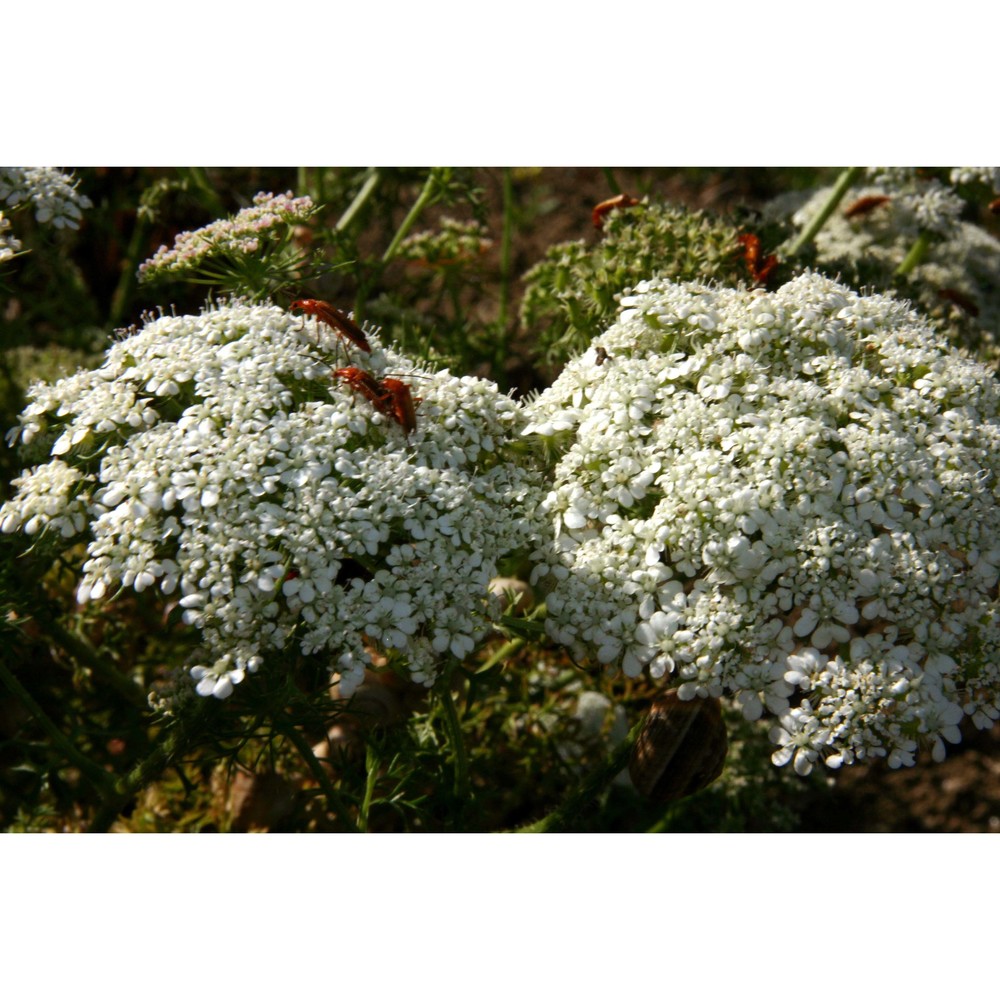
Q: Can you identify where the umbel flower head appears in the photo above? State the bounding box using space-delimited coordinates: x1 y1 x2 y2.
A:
0 167 93 230
137 191 316 286
1 301 541 699
524 272 1000 773
768 172 1000 359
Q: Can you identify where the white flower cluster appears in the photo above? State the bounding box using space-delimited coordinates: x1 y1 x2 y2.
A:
771 178 1000 345
524 272 1000 773
0 167 93 230
1 301 540 699
949 167 1000 192
137 191 316 281
0 210 22 263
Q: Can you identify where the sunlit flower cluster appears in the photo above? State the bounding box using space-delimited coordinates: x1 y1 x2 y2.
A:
0 167 93 230
524 272 1000 772
772 175 1000 350
1 301 541 699
0 211 22 263
949 167 1000 192
137 191 316 281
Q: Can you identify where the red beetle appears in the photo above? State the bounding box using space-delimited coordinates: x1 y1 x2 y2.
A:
843 195 892 220
291 299 371 353
333 368 417 434
380 378 417 435
592 193 639 229
736 233 779 287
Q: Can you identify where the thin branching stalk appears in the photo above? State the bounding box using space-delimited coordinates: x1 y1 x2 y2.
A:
512 720 643 833
475 635 525 675
497 168 514 333
179 167 227 219
437 674 470 802
601 168 621 195
274 713 359 833
359 741 379 833
786 166 863 257
337 169 381 232
108 213 151 329
36 610 148 709
0 660 118 799
381 171 439 263
895 229 934 276
87 697 220 831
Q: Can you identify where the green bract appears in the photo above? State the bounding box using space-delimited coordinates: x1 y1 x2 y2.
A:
520 200 746 366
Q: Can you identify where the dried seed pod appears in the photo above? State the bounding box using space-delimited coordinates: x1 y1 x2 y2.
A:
629 691 728 803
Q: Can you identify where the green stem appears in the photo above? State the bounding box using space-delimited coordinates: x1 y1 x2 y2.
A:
601 168 621 195
297 166 311 202
786 166 863 257
87 697 219 831
336 169 381 232
473 601 548 676
512 720 643 833
360 741 379 833
36 610 148 709
275 713 359 833
497 167 514 332
108 212 150 329
381 170 439 263
179 167 227 218
437 676 469 802
895 229 934 276
0 660 117 798
475 636 525 675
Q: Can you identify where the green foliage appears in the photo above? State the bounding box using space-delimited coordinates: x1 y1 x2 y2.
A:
3 167 990 833
520 199 750 367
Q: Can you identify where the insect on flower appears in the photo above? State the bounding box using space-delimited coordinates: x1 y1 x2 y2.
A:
333 368 418 434
380 378 417 435
291 299 372 353
736 233 779 287
843 194 892 219
592 193 639 229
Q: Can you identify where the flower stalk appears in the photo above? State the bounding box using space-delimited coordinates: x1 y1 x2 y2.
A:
785 166 863 256
513 720 642 833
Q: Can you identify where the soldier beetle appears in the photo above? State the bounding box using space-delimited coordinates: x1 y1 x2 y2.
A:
380 378 417 435
592 193 639 229
736 233 779 287
291 299 372 353
333 367 418 434
843 195 892 219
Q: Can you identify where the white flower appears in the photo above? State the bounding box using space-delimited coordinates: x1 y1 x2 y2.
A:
0 210 23 262
1 300 543 700
770 706 830 776
525 272 1000 770
0 168 92 229
769 173 1000 351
